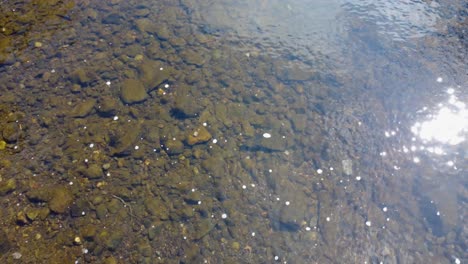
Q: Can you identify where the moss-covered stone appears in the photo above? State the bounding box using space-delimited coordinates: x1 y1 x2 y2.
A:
0 178 16 196
70 99 96 117
163 139 184 155
96 96 118 116
48 186 73 214
78 164 103 179
70 68 91 84
2 122 19 143
120 79 148 104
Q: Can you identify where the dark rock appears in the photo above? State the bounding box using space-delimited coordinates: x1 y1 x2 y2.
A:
0 229 11 254
102 13 122 25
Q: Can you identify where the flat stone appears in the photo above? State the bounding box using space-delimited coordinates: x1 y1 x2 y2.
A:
135 18 157 34
70 99 96 117
187 126 211 145
120 79 148 104
48 186 73 214
163 139 184 155
138 60 170 90
173 85 203 117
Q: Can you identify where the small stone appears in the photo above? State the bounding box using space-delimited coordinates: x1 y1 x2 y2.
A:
16 211 29 225
0 140 6 150
2 123 19 143
70 68 91 84
96 96 118 116
231 241 240 251
12 252 22 260
70 99 96 117
71 84 81 93
34 42 42 48
163 139 184 155
25 208 41 221
0 179 16 196
120 79 148 104
48 186 73 214
79 164 103 179
187 126 212 145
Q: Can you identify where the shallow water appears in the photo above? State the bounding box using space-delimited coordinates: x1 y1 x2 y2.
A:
0 0 466 263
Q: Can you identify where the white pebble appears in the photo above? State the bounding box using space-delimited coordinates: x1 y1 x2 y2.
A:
113 116 119 121
355 176 361 181
263 133 272 138
436 77 443 83
455 257 460 264
305 227 311 231
365 221 372 227
212 139 218 144
383 207 388 212
89 143 94 148
242 185 247 189
12 252 22 259
274 256 279 261
164 84 169 88
326 217 330 222
317 169 323 174
106 81 111 86
221 213 227 219
251 232 255 237
134 145 139 150
285 201 290 206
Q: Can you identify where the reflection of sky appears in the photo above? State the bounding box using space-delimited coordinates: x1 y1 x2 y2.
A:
195 0 443 54
411 87 467 146
382 80 467 169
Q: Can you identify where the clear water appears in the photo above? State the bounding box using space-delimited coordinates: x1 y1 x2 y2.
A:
0 0 466 263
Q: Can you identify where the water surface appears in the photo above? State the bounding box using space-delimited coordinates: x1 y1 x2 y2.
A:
0 0 466 263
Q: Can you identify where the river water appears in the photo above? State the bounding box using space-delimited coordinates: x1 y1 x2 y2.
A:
0 0 466 263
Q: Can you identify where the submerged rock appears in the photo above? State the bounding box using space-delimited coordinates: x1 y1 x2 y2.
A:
120 79 148 104
2 122 19 143
70 68 91 84
110 123 141 155
186 126 212 145
49 186 73 214
0 178 16 196
138 60 171 90
173 85 203 117
70 99 96 117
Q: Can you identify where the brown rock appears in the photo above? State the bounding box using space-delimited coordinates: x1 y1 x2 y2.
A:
120 79 148 104
187 126 212 145
49 186 73 214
